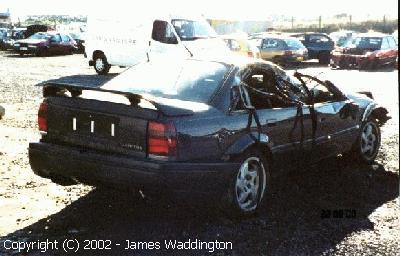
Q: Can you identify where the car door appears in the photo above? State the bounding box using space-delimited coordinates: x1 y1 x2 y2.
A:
225 68 314 170
60 33 73 54
378 37 391 65
49 34 62 54
303 78 359 160
259 38 283 61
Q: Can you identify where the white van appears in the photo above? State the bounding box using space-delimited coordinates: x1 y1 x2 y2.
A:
84 14 229 74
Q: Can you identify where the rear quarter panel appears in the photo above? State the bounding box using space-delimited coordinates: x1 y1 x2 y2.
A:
173 109 228 161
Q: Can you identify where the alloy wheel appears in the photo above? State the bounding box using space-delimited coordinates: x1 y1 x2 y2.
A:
360 122 379 160
235 157 266 212
95 58 105 72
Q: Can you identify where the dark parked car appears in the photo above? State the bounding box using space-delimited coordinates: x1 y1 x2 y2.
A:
0 28 27 50
331 33 398 69
29 57 389 215
13 31 78 56
0 28 9 50
291 33 334 64
258 35 308 66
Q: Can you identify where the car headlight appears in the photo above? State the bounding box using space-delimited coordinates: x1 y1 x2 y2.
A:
28 45 37 48
14 43 20 47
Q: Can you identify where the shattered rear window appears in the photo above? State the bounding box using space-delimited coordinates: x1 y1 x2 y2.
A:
102 59 229 103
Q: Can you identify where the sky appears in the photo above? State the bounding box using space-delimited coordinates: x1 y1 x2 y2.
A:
1 0 398 21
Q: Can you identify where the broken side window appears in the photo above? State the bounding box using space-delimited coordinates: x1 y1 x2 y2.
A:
292 73 345 104
242 69 301 109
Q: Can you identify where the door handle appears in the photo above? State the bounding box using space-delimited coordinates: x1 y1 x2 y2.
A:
266 119 277 127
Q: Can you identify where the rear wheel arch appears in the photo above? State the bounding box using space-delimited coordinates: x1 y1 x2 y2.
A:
253 143 273 166
92 50 105 60
224 135 273 167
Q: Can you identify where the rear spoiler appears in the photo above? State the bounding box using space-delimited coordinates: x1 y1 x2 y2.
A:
38 82 196 117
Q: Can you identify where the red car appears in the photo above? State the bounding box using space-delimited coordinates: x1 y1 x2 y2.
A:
13 31 78 57
331 33 398 69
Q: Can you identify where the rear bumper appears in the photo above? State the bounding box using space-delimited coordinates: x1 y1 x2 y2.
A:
14 46 43 54
29 142 237 194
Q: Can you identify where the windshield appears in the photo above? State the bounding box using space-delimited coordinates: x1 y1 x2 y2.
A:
29 33 51 40
284 38 305 49
102 59 229 103
351 37 382 49
172 19 217 41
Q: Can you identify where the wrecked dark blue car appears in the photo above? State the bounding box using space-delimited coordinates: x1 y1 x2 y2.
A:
29 57 389 215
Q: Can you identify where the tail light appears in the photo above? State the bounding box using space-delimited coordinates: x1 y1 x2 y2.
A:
147 121 177 160
38 102 48 133
284 50 293 56
247 51 254 57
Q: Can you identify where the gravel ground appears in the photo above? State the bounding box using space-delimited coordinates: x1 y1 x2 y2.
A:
0 51 398 256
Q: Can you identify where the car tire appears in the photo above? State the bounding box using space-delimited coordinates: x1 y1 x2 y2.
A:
222 149 271 217
318 52 330 65
351 119 381 164
19 52 24 57
94 54 111 75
